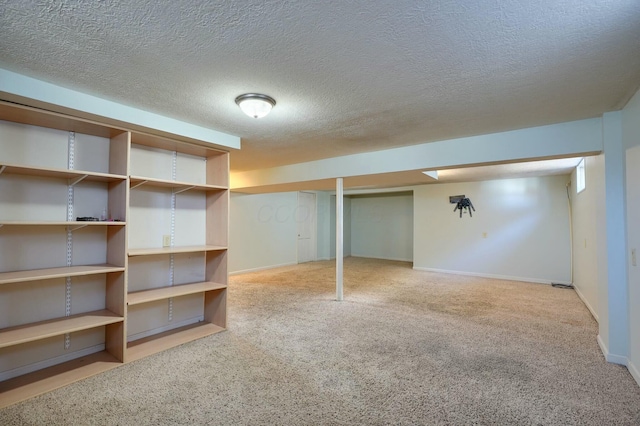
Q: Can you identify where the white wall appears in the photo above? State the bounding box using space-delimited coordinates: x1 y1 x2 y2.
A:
570 155 605 320
229 190 355 274
595 155 609 356
413 176 571 283
350 193 413 261
344 197 352 257
330 196 336 259
624 88 640 386
229 192 298 274
626 145 640 385
316 191 331 260
601 111 628 364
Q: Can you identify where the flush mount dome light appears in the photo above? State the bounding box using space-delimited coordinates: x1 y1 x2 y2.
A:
235 93 276 118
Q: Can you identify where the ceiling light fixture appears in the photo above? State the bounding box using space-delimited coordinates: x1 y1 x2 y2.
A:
235 93 276 118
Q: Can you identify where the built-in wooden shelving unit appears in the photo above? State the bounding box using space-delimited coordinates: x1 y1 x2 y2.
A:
128 245 227 257
0 265 125 285
125 131 228 361
0 163 127 182
0 100 229 408
128 282 227 306
0 310 123 349
0 351 122 409
126 323 225 362
0 221 126 226
129 176 226 191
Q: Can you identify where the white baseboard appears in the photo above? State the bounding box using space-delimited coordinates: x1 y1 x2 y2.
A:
597 334 608 359
573 284 599 322
0 344 105 382
230 262 298 276
127 316 203 343
608 353 630 366
628 359 640 387
597 334 629 366
412 266 569 285
354 255 413 263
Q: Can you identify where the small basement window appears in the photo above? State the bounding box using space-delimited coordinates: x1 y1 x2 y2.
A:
576 158 586 193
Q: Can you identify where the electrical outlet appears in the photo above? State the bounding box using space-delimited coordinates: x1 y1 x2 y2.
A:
632 249 637 267
162 235 171 247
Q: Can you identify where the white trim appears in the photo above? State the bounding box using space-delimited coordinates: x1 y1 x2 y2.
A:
597 334 629 366
597 334 609 359
127 316 203 343
230 262 298 276
628 359 640 387
573 284 599 322
607 353 629 366
0 344 105 382
576 158 586 193
356 254 413 263
412 267 570 285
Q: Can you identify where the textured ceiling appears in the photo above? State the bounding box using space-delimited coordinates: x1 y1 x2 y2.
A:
1 0 640 173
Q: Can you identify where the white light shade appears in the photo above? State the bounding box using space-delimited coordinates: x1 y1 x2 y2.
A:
235 93 276 118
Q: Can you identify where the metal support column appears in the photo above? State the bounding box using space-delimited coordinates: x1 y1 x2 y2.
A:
336 178 343 301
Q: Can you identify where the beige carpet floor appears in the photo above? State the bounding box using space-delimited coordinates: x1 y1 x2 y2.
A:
1 257 640 425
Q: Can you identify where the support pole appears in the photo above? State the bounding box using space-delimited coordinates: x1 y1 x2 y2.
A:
336 178 344 301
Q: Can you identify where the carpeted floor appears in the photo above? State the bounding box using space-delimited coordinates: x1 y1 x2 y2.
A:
1 257 640 425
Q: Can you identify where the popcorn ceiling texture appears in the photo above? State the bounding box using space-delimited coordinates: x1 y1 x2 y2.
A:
1 1 639 171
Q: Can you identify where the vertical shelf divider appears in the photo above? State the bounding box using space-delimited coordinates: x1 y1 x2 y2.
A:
106 130 130 363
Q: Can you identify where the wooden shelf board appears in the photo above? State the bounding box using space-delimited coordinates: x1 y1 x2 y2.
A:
0 221 126 226
0 264 125 285
0 163 127 182
128 245 227 257
127 322 224 362
127 281 226 306
131 133 227 157
0 351 122 409
130 176 226 191
0 101 125 138
0 310 124 349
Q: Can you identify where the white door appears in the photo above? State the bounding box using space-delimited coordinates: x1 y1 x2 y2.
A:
297 191 316 263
